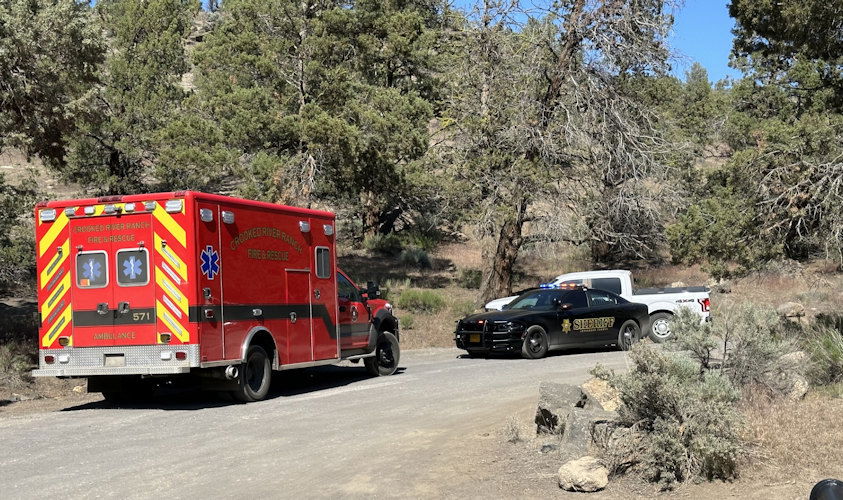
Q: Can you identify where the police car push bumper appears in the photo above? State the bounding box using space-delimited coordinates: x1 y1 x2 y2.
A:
455 320 527 353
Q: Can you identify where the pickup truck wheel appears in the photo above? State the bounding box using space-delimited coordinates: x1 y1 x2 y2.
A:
365 331 400 376
522 325 549 359
648 312 674 342
618 320 640 351
231 345 271 402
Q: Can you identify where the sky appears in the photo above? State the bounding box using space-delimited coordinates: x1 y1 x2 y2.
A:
670 1 742 83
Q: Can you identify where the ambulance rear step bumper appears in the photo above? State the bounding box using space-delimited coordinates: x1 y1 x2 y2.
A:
32 345 200 377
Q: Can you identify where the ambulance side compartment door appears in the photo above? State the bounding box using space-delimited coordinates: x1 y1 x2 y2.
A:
196 202 224 362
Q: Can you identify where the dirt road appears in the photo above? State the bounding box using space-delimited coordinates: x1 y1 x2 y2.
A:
0 348 631 499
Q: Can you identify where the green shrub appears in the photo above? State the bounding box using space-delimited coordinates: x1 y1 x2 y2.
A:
456 268 482 289
397 289 445 313
671 304 801 393
363 233 403 256
609 344 743 488
802 322 843 386
401 315 415 330
450 299 475 317
398 246 431 269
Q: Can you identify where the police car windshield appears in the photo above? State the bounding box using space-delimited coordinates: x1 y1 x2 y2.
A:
506 289 567 310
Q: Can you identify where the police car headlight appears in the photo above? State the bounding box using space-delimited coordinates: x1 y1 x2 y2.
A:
506 321 526 332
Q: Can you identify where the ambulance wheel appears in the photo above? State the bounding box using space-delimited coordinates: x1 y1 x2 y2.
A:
365 332 400 376
231 345 271 402
648 312 674 343
522 325 549 359
618 320 640 351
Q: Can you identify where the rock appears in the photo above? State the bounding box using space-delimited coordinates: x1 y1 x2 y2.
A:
558 456 609 492
560 408 619 459
785 374 809 401
779 350 809 367
535 382 586 434
72 385 85 393
669 281 686 288
581 377 621 412
777 302 805 320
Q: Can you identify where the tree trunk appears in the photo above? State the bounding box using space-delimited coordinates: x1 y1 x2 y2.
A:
479 199 527 305
361 190 379 239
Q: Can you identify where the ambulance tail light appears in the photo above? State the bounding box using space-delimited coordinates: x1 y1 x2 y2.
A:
165 199 183 213
175 351 187 361
39 208 56 222
159 333 172 344
699 297 711 312
44 355 55 364
58 336 70 347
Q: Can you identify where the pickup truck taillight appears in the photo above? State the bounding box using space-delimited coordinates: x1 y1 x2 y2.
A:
698 298 711 312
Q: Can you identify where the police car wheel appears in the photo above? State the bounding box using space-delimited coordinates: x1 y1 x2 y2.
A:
521 326 549 359
365 331 400 376
232 345 271 402
648 312 674 342
618 320 640 351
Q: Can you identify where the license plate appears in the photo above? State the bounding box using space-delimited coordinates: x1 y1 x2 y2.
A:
470 333 481 343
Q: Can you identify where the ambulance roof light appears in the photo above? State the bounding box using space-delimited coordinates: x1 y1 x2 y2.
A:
124 202 135 212
103 204 117 214
39 208 56 222
143 201 156 211
165 199 183 213
84 206 95 215
299 221 311 233
222 211 235 224
323 224 334 236
63 207 75 217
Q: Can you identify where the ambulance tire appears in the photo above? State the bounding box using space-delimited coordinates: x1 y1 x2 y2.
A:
231 345 271 402
364 332 400 377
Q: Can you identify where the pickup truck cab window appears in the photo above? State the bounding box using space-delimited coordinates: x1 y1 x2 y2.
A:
590 277 622 295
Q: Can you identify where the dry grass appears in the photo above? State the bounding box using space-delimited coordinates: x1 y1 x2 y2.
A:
742 391 843 478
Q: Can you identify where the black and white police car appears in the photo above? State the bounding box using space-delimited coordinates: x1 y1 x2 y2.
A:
455 284 649 359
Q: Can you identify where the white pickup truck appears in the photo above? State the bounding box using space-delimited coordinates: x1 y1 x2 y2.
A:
484 270 711 342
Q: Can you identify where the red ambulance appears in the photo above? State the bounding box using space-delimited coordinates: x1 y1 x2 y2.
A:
32 191 401 402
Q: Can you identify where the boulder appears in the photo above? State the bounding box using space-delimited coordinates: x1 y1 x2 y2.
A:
560 408 619 460
785 374 809 401
669 281 686 288
779 350 809 367
557 456 609 492
535 382 586 434
581 377 620 412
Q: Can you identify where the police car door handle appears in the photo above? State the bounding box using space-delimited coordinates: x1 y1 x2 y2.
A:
96 303 109 315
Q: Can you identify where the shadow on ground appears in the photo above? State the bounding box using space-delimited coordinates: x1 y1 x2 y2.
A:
60 364 407 412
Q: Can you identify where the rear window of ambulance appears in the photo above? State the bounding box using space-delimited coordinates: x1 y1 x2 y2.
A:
76 251 108 288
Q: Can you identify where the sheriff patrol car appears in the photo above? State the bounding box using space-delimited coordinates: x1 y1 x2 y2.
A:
454 284 649 358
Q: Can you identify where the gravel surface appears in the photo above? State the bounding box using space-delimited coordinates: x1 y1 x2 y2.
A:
0 347 631 499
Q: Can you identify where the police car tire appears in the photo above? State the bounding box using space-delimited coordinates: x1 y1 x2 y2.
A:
618 320 640 351
232 345 271 402
522 325 549 359
647 312 674 343
365 331 400 376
